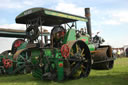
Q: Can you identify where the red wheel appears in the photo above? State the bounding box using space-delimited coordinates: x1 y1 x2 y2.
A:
61 44 70 58
2 58 13 69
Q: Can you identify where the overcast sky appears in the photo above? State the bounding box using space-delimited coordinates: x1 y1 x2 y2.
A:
0 0 128 52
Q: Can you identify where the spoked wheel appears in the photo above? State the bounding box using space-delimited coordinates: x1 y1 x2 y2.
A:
13 50 31 74
65 41 91 79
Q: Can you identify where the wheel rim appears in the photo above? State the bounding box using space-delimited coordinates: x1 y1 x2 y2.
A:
67 41 91 79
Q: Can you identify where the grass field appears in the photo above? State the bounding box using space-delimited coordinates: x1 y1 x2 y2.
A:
0 58 128 85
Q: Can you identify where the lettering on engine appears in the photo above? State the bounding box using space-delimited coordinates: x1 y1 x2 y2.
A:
24 10 32 15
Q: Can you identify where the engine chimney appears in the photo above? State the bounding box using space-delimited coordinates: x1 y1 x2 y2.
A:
85 8 92 39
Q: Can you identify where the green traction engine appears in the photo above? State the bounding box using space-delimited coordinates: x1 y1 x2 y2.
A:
15 7 115 81
0 29 31 74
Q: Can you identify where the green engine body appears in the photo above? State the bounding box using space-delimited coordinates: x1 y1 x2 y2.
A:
14 7 115 81
30 29 96 81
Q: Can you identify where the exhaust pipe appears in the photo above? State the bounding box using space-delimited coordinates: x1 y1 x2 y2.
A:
85 8 92 39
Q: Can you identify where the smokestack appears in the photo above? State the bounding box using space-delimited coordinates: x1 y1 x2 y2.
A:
85 8 92 39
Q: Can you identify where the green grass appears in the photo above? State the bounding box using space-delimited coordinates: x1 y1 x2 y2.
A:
0 58 128 85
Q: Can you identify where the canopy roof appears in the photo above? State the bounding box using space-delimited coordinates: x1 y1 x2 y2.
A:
0 28 26 38
0 28 49 38
16 7 88 26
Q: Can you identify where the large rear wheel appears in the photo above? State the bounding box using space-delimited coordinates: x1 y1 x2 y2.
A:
65 41 91 79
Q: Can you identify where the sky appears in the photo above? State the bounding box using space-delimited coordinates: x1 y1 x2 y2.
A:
0 0 128 52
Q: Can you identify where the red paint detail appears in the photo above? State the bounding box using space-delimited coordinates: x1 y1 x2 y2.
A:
14 40 24 48
59 31 65 37
81 39 86 42
59 63 63 67
2 58 13 69
61 44 70 58
61 31 65 36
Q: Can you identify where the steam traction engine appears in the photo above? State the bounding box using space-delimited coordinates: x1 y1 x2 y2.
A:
15 7 115 81
0 28 31 74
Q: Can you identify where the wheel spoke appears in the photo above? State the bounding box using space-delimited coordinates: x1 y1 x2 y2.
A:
84 59 88 63
26 52 28 60
81 48 85 57
17 62 25 65
70 48 74 56
71 62 75 66
81 64 85 69
19 55 25 61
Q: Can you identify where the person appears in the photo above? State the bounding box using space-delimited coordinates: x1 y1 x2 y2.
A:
51 26 66 47
117 49 120 57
